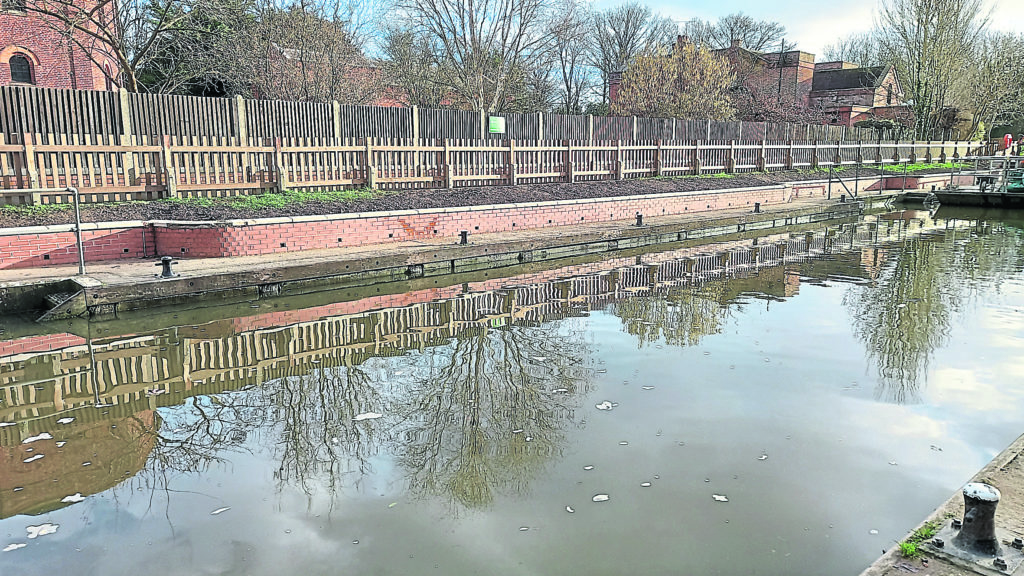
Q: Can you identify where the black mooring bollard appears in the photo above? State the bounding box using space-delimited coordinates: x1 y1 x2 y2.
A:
952 483 1002 556
156 256 178 278
754 202 761 214
459 230 468 245
635 212 643 227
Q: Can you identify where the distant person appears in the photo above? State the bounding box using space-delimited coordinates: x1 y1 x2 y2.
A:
1004 133 1013 155
1016 135 1024 156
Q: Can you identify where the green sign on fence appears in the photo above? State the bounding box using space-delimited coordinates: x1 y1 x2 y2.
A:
488 116 506 134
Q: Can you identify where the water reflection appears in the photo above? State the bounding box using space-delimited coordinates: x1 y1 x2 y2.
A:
2 210 1022 526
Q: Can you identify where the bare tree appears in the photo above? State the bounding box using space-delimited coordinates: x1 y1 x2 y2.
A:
589 2 677 104
707 12 785 51
961 31 1024 139
547 0 593 114
380 27 449 108
875 0 991 138
397 0 549 112
823 32 885 66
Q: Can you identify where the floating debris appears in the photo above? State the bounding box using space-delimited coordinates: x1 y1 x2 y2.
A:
26 524 59 539
388 502 398 508
595 401 614 411
0 422 15 427
641 386 654 391
352 540 359 545
353 412 383 421
888 461 898 466
712 494 729 502
596 369 607 374
3 543 27 552
525 436 534 442
592 494 610 502
23 433 53 444
869 529 879 535
82 461 92 466
210 507 231 515
640 482 652 487
583 465 594 471
56 418 75 425
13 487 24 492
22 455 44 464
758 453 768 461
60 493 85 503
145 389 167 396
518 526 530 532
512 429 524 434
618 441 629 446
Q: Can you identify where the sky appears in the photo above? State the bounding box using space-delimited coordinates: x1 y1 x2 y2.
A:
590 0 1024 59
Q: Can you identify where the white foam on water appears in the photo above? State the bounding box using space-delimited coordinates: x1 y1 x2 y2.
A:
60 493 85 503
641 386 654 390
525 436 533 442
353 412 383 421
56 418 75 425
595 401 614 411
583 465 594 470
512 429 524 434
869 529 878 535
23 433 52 444
518 526 529 532
619 441 629 446
3 543 26 552
22 455 44 464
592 494 610 502
26 524 58 539
210 507 231 515
712 494 729 502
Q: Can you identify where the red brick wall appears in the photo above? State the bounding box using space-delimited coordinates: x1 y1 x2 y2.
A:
0 333 86 357
0 8 116 90
0 224 150 269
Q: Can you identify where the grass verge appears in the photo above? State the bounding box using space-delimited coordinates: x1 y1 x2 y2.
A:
898 520 942 558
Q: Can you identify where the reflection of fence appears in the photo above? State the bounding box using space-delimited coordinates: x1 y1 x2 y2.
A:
1 85 881 144
0 134 986 206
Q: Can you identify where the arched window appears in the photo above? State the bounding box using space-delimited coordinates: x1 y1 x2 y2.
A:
9 54 32 84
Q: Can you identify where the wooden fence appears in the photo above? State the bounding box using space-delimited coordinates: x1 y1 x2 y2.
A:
0 85 882 146
0 133 985 206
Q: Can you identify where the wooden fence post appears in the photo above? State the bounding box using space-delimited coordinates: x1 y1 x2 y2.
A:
332 100 343 141
117 88 136 185
479 110 486 140
693 140 702 174
236 95 249 144
811 140 819 169
909 141 918 164
786 140 794 170
892 140 901 163
161 135 178 198
537 112 544 140
587 114 593 143
757 139 766 171
925 141 934 163
22 133 39 189
834 140 842 166
856 140 864 164
412 106 420 140
566 139 575 183
656 139 663 177
632 116 638 141
939 140 947 163
615 140 624 180
364 137 377 189
727 140 736 173
443 138 453 189
273 137 291 192
507 139 517 186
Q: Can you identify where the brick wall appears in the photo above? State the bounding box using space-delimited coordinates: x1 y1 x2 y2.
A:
0 223 150 269
0 332 86 357
0 7 115 90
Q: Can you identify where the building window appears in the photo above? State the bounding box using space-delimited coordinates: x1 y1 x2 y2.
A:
10 54 33 84
886 85 893 106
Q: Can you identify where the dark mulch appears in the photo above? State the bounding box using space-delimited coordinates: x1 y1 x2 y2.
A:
0 166 939 229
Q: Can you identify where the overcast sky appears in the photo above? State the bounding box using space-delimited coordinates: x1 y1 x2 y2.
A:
589 0 1024 59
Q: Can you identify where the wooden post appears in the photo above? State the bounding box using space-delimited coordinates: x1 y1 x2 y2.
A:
893 140 901 163
508 139 517 186
118 88 136 185
925 141 933 163
479 110 486 140
811 139 819 169
443 138 453 189
672 118 677 141
909 140 918 164
727 139 736 173
632 116 638 141
537 112 544 140
757 139 766 171
236 95 249 143
615 140 624 180
952 142 960 161
939 140 947 163
856 140 864 164
273 137 289 193
693 140 702 174
364 137 377 189
22 133 40 189
656 139 663 177
786 140 794 170
834 140 842 166
161 134 178 198
332 100 343 141
587 114 593 143
566 139 575 183
412 106 420 140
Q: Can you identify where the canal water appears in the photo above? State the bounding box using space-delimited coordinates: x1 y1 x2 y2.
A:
2 207 1023 575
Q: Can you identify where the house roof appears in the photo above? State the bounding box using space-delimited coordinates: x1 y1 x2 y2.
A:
811 65 892 92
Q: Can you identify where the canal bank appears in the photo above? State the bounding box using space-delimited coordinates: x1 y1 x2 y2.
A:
860 433 1024 576
0 193 888 319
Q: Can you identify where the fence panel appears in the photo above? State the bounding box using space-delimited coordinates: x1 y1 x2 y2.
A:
130 92 237 139
593 116 633 141
544 114 588 141
338 106 413 139
419 109 480 139
246 100 334 141
168 136 277 197
0 86 122 143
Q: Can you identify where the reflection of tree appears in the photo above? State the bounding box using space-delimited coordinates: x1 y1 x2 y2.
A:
394 321 591 511
611 281 730 348
845 223 1024 403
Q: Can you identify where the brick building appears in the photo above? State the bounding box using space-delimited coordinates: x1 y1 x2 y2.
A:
609 37 908 128
0 0 118 90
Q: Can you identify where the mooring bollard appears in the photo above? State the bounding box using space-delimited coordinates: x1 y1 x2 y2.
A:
459 231 468 245
754 202 761 213
156 256 178 279
635 212 643 227
952 483 1001 556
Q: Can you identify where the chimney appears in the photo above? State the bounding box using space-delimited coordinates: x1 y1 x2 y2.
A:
731 38 742 49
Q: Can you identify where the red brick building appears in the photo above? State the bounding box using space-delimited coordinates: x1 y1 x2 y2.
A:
0 0 118 90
